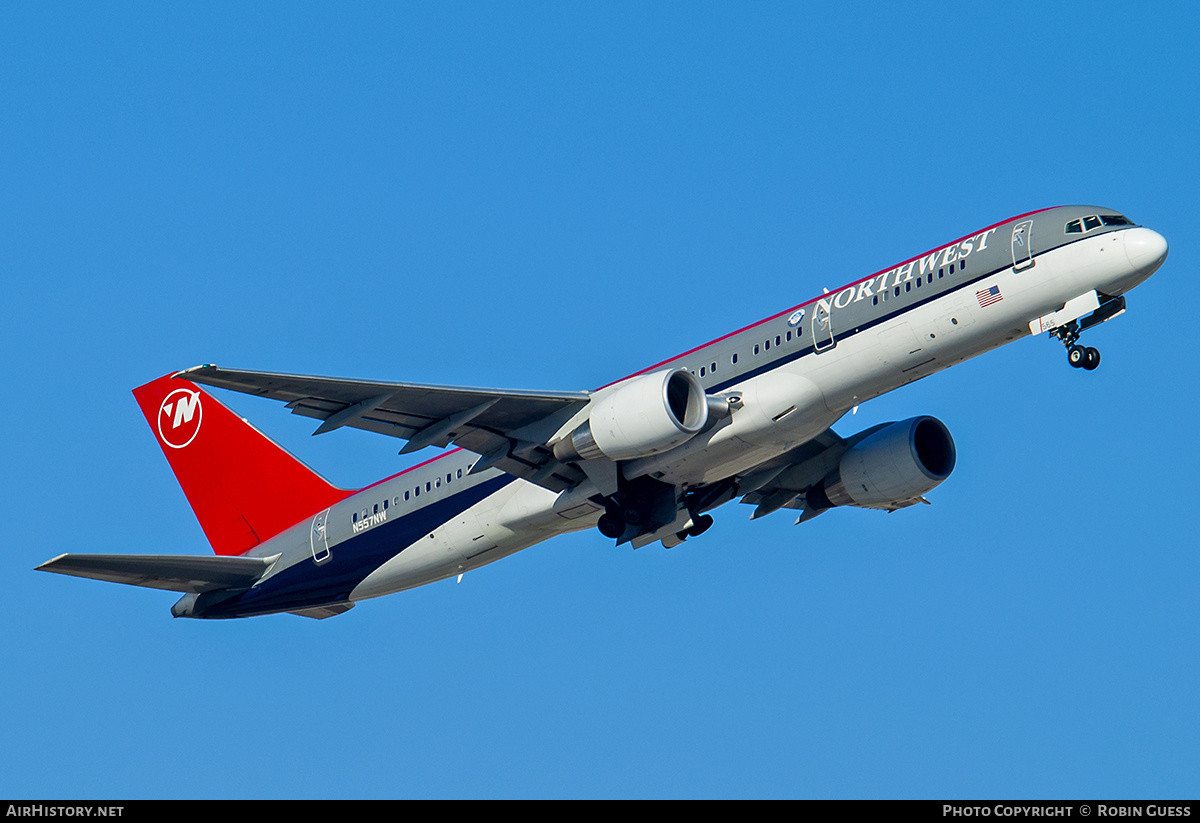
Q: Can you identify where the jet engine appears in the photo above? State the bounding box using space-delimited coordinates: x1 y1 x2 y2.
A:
553 368 709 462
809 416 956 511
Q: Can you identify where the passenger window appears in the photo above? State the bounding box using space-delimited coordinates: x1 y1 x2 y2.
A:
699 366 705 376
352 513 358 523
405 491 410 501
764 339 771 351
732 353 739 364
457 469 463 479
754 344 760 355
775 336 781 346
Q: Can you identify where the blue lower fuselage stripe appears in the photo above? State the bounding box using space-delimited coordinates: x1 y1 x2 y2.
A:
201 474 515 618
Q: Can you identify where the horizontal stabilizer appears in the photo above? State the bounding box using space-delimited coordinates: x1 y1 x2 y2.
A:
36 553 277 593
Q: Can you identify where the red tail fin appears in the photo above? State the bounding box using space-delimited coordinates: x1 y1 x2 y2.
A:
132 374 349 556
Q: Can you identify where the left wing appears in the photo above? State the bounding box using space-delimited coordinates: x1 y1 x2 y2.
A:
179 365 593 492
36 553 277 593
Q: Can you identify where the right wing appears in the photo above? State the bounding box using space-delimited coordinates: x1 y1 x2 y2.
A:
735 429 848 522
734 420 938 522
179 365 594 492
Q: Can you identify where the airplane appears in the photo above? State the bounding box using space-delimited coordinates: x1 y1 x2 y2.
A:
37 206 1168 620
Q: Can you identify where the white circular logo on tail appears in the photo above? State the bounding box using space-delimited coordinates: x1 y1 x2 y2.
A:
158 389 203 449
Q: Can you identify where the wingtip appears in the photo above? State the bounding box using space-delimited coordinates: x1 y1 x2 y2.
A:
172 364 216 379
35 553 69 572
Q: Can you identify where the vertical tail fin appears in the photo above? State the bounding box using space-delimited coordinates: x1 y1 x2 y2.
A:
132 374 349 556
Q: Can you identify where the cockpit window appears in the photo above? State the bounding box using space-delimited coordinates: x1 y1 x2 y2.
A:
1066 214 1131 235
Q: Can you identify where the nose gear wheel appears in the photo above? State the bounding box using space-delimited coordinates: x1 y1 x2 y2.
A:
1055 322 1101 371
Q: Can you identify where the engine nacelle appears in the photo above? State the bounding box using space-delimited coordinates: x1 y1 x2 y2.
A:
812 416 956 511
553 368 709 462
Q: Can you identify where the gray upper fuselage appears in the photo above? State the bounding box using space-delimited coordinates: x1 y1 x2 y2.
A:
610 205 1136 398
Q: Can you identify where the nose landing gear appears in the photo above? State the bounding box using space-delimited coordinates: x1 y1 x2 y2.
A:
1042 293 1127 372
1054 321 1101 371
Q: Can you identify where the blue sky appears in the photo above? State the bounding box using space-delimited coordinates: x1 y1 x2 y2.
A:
3 2 1198 799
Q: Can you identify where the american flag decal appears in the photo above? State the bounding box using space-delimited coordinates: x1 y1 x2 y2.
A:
976 285 1003 307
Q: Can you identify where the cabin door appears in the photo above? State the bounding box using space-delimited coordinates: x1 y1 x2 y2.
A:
812 301 836 352
1011 220 1035 271
310 509 332 565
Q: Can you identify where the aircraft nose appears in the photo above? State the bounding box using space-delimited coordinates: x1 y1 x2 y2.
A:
1124 227 1169 276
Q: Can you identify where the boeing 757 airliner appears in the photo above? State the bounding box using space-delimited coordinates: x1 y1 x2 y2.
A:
38 206 1168 619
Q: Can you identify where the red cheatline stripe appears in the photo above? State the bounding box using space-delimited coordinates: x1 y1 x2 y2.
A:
596 206 1058 390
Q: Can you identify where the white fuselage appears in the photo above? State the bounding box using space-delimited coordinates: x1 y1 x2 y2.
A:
281 222 1166 604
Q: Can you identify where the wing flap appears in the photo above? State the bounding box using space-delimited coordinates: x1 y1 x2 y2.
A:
36 553 277 593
